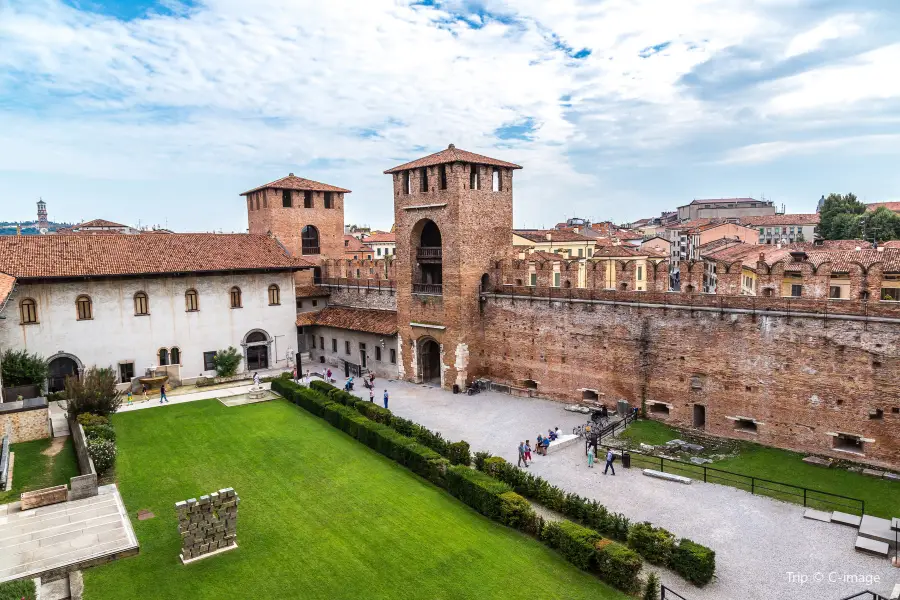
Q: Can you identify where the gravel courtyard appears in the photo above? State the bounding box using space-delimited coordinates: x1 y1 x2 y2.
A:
351 379 898 600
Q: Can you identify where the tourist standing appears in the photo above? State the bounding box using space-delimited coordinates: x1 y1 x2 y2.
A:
587 444 594 468
141 383 148 402
517 441 529 468
127 389 133 407
525 440 532 462
383 389 389 409
304 371 311 387
603 449 616 475
159 383 169 404
292 366 298 384
369 388 375 403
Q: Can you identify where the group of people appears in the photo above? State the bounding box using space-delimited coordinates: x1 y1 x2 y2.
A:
586 443 617 474
126 382 167 406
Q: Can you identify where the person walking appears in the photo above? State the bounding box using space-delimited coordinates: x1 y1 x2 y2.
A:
517 441 529 468
141 383 148 402
587 443 595 468
603 449 616 475
369 388 375 403
126 389 134 407
159 383 169 404
292 366 298 384
383 389 389 409
525 440 533 462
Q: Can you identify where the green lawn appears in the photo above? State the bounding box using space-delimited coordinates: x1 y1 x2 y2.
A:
621 419 900 518
86 400 628 600
0 578 36 600
0 437 79 504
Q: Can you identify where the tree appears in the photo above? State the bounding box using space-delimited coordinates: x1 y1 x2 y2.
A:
212 347 243 377
643 572 660 600
818 193 866 240
861 207 900 243
65 366 123 419
1 349 48 388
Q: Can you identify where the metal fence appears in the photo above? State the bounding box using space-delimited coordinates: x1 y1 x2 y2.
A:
837 592 890 600
319 278 396 292
660 585 690 600
620 449 865 515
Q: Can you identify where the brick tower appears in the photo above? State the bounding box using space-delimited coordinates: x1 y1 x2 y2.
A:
36 198 48 231
385 144 521 389
241 174 350 263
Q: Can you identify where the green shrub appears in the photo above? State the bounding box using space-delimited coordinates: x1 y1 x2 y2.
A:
541 521 600 571
643 572 660 600
84 423 116 442
47 391 68 402
309 380 335 396
355 400 392 425
670 538 716 586
595 538 643 594
0 349 48 388
498 491 539 533
66 366 122 418
473 451 491 471
447 441 471 466
87 437 117 475
77 413 110 427
445 465 511 521
212 346 242 377
627 522 675 565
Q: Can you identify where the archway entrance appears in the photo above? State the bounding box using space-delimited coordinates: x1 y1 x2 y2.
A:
244 330 270 371
419 338 441 385
48 356 80 393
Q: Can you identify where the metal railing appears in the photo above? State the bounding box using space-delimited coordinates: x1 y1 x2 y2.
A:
319 278 396 292
301 246 320 255
619 448 865 515
837 592 890 600
412 283 443 296
416 246 442 260
660 585 689 600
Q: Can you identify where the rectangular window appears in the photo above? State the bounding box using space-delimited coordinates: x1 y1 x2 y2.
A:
577 248 583 257
282 189 291 207
439 165 447 190
637 266 643 281
262 191 267 208
332 338 337 352
390 349 396 364
312 300 318 307
203 351 217 371
553 272 561 287
377 248 382 256
375 346 382 361
529 273 537 286
492 168 501 192
587 248 593 257
404 171 411 195
345 340 351 355
324 192 333 209
319 336 324 349
470 164 479 190
311 336 316 349
304 191 312 208
829 286 841 299
881 287 900 301
297 299 303 309
791 284 802 297
119 362 134 384
421 168 428 192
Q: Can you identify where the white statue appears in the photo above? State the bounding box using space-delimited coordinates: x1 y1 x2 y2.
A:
253 372 260 388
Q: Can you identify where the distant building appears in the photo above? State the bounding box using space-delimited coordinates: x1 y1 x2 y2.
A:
677 198 776 222
364 232 396 258
666 220 758 290
36 199 48 231
740 214 819 245
343 235 373 260
866 202 900 214
55 219 138 235
513 229 596 259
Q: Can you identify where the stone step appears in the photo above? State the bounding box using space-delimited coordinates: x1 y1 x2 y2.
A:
803 509 832 523
890 583 900 600
831 511 862 527
642 469 692 485
854 535 889 557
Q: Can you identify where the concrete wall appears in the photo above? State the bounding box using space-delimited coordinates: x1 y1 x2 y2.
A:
68 421 98 501
0 272 298 385
305 325 398 379
479 294 900 469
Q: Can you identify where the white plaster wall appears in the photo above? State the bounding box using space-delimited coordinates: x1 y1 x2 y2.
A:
370 242 396 257
305 325 398 379
1 272 298 383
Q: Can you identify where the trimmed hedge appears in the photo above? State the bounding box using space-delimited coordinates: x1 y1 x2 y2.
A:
542 521 599 571
447 441 471 466
670 538 716 586
627 522 675 566
478 453 715 585
595 538 643 594
541 521 642 593
445 465 512 521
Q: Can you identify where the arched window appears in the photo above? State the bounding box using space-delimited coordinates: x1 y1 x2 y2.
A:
185 289 199 312
230 286 242 308
170 347 181 365
134 291 149 315
301 225 320 255
76 295 93 320
268 284 281 305
158 348 169 366
20 298 38 324
246 331 267 343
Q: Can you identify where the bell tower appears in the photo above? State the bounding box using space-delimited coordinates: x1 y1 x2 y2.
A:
36 198 49 231
386 144 521 389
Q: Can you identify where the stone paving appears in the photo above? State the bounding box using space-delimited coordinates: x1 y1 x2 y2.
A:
117 381 272 414
347 379 898 600
0 484 138 583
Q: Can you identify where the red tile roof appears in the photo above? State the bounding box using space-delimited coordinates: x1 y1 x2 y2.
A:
0 234 312 280
881 240 900 249
0 272 15 310
296 285 330 299
867 202 900 213
689 197 759 205
364 232 396 243
384 144 522 174
740 214 819 226
514 229 595 243
77 218 128 228
343 235 372 253
295 306 397 335
241 173 351 195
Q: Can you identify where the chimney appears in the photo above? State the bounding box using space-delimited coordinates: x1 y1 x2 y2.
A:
545 233 552 241
758 252 765 262
789 250 807 262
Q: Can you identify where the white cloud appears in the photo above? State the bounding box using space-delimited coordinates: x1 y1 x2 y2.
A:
718 133 900 165
784 13 864 58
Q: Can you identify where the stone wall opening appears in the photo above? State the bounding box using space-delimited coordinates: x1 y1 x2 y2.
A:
419 338 441 385
833 434 864 455
693 404 706 429
734 418 758 433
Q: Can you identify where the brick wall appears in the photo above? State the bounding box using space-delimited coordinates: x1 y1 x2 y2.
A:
479 294 900 468
248 189 345 260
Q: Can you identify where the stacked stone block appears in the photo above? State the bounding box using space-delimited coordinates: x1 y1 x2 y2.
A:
174 488 239 562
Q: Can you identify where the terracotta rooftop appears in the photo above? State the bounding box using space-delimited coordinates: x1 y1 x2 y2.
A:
78 218 128 228
740 214 819 226
700 241 759 263
0 234 312 280
881 240 900 249
241 173 351 196
525 250 571 262
514 229 595 243
343 235 372 253
666 218 720 231
0 272 15 310
295 306 397 336
384 144 522 174
364 232 396 243
866 202 900 213
296 285 330 299
688 197 761 206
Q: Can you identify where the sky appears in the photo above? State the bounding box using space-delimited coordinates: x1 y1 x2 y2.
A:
1 0 899 232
